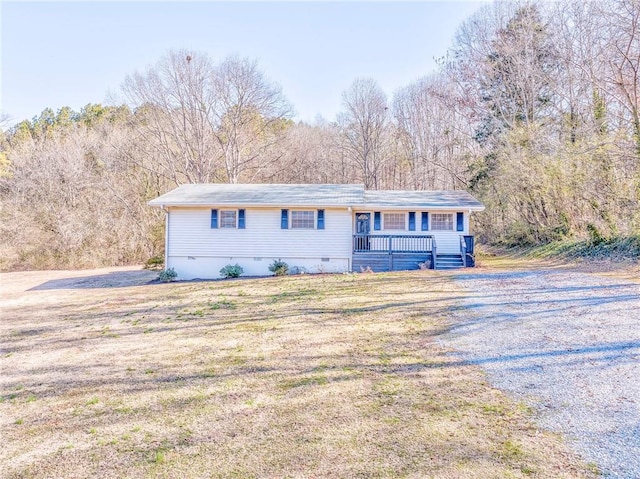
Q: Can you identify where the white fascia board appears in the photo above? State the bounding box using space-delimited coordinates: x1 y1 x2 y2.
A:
148 202 351 209
353 204 485 212
148 200 485 211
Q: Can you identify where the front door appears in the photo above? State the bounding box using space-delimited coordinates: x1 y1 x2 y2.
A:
355 213 371 251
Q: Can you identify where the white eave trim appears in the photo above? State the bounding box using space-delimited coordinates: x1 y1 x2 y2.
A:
148 202 485 212
353 204 485 212
147 202 353 209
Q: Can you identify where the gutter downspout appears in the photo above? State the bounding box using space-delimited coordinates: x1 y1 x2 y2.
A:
348 206 352 272
162 205 169 270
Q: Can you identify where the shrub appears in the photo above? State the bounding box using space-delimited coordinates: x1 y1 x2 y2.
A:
269 259 289 276
158 267 177 282
220 263 244 278
144 255 164 270
586 223 605 246
289 266 308 275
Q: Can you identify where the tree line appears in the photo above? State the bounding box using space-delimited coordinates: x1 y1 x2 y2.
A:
1 0 638 270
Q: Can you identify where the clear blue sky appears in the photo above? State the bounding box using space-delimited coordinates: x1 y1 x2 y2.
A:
1 1 485 125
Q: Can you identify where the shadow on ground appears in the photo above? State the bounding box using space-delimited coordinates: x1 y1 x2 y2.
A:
28 270 158 291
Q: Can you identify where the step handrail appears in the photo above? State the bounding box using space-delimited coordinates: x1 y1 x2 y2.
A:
459 235 467 267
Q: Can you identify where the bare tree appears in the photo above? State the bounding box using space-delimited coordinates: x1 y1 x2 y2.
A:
213 56 293 183
0 112 12 178
269 121 356 184
0 106 166 270
338 78 389 189
393 75 476 190
122 50 220 184
596 0 640 155
122 50 292 185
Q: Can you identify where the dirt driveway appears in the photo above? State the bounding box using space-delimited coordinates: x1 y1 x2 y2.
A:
442 262 640 479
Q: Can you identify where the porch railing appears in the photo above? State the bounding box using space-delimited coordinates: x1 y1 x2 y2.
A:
460 235 475 267
353 235 435 254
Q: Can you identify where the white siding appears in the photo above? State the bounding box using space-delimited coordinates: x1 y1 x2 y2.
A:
431 211 468 254
163 206 474 279
168 256 349 280
431 231 464 254
166 207 352 279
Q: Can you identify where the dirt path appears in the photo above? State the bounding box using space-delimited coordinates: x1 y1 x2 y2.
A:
442 263 640 479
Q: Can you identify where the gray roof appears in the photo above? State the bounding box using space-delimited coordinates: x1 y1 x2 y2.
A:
149 183 485 210
148 184 365 207
361 190 485 210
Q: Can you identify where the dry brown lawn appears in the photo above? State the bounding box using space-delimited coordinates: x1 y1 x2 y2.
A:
1 267 596 478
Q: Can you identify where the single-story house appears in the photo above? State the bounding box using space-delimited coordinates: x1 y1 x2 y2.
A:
149 184 485 280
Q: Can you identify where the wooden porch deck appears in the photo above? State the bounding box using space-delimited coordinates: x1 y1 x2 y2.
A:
352 235 435 272
352 234 475 272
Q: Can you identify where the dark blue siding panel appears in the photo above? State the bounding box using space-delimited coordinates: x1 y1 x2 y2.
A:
352 253 389 272
391 254 432 271
456 212 464 231
353 253 433 272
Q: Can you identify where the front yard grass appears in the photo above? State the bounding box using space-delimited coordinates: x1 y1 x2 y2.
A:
1 271 595 478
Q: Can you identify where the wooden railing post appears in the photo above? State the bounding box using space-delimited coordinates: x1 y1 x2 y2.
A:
431 238 437 270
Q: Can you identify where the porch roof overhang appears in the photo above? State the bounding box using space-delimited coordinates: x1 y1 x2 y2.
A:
356 190 485 211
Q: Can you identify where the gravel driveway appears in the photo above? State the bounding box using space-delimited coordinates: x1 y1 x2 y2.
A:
442 265 640 479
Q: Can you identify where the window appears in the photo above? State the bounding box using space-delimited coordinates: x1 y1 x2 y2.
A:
220 210 237 228
431 213 454 230
291 210 314 229
383 213 405 230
